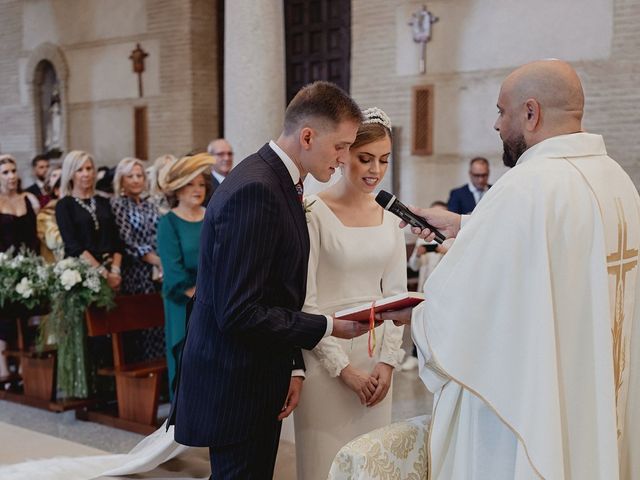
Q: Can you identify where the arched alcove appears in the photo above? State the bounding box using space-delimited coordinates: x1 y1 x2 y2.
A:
25 43 69 158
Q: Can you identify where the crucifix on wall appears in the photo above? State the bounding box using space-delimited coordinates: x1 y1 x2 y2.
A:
129 43 149 98
408 5 439 74
129 43 149 159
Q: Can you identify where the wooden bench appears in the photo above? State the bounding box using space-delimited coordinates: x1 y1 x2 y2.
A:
83 293 166 433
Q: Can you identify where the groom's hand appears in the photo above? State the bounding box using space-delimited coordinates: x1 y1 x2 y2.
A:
331 318 381 339
375 307 413 326
278 376 303 421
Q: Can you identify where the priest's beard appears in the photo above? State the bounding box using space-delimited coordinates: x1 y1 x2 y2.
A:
502 134 528 168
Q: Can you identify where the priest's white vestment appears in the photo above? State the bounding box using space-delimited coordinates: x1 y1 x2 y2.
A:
412 133 640 479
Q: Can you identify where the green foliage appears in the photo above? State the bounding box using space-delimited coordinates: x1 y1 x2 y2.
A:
47 257 115 398
0 249 114 399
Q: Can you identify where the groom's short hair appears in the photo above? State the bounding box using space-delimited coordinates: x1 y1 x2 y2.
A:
283 81 362 135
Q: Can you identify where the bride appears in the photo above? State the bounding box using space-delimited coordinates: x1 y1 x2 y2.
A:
293 107 406 480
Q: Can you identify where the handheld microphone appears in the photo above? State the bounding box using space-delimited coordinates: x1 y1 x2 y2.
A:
375 190 446 244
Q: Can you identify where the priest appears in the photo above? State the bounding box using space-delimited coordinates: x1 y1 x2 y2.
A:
383 60 640 479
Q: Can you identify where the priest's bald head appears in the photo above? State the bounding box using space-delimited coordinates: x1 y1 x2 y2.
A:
494 59 585 167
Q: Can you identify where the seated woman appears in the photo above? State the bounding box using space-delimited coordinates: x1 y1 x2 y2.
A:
55 151 123 287
157 153 215 397
294 108 407 479
0 154 40 381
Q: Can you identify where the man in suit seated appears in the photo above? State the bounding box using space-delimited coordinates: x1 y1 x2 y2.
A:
25 154 50 207
170 81 374 479
205 138 234 205
447 157 491 214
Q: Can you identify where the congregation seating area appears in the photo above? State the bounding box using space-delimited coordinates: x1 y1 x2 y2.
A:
1 293 168 435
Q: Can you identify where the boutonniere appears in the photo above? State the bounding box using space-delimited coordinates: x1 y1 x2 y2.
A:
302 198 316 222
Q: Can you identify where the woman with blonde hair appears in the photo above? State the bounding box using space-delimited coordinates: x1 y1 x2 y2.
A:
112 157 162 295
111 157 165 362
55 150 123 290
157 152 215 394
147 154 176 215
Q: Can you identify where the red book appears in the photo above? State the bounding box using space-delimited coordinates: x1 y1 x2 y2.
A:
334 292 425 322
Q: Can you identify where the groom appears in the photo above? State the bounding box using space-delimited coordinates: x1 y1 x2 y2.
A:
171 81 373 478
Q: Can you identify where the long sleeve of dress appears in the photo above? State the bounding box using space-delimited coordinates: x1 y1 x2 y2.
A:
303 208 351 378
55 197 84 257
112 198 156 258
378 220 407 368
157 214 193 305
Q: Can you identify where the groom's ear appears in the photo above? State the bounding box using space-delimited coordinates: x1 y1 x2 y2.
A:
299 127 314 151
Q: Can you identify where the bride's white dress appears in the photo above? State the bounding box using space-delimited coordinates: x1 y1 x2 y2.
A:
0 423 195 480
293 195 407 480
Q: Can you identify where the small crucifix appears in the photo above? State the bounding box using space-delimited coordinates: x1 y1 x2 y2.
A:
408 5 439 74
129 43 149 98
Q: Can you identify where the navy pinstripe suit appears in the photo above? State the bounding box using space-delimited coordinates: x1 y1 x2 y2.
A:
170 144 327 476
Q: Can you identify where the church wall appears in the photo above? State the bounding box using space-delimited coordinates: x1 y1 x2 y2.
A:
0 0 219 180
351 0 640 207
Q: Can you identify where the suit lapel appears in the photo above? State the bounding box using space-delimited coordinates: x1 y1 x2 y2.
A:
257 144 310 252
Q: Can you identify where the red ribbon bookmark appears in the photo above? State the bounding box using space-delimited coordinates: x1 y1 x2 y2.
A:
368 300 377 357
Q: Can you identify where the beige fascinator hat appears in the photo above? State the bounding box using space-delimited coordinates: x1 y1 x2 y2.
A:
158 153 216 193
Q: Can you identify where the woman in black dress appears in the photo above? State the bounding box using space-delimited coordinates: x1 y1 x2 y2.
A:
0 154 40 380
55 151 124 288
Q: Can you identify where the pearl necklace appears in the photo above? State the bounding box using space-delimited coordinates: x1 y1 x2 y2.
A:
73 196 100 230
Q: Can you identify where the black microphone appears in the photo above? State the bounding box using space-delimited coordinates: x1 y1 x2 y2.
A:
375 190 446 244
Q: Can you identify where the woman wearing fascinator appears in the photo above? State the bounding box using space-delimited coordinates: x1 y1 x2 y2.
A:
293 107 407 479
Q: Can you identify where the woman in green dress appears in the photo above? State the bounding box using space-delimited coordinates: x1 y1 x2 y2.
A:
157 153 216 397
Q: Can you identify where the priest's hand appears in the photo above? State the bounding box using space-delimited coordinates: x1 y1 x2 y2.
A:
332 318 380 339
339 364 378 405
367 362 393 407
400 205 461 241
376 307 413 326
278 376 303 420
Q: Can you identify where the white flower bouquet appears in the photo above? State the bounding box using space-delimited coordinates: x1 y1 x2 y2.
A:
47 256 115 399
0 247 52 314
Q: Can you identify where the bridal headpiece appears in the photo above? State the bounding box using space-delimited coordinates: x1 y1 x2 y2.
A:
362 107 392 130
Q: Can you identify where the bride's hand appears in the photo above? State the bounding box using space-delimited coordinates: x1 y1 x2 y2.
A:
339 364 378 405
367 362 393 407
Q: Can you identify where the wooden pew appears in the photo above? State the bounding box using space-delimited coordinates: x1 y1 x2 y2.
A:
81 293 166 434
0 314 85 412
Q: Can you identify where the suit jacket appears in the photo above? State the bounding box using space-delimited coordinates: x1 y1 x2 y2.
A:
447 183 491 214
25 183 43 197
204 175 221 207
171 144 327 447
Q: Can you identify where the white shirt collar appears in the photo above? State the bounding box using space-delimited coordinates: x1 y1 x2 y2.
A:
468 182 486 195
212 170 226 185
269 140 301 185
35 179 45 189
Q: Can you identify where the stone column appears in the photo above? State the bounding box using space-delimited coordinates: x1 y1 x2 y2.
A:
224 0 286 161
